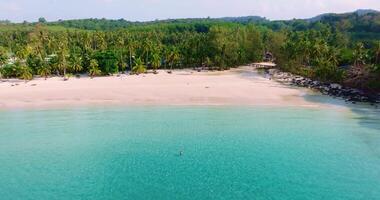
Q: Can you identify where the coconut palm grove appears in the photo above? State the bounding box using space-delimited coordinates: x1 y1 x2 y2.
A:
0 10 380 93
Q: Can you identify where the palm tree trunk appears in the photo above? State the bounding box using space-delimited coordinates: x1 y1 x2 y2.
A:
129 49 132 71
146 51 149 66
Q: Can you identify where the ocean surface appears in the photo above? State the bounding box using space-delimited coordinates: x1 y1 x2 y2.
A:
0 103 380 199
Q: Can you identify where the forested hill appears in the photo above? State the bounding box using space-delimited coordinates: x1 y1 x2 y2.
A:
306 9 380 33
262 10 380 35
36 16 268 31
2 10 379 36
3 9 378 32
308 9 380 40
307 9 379 22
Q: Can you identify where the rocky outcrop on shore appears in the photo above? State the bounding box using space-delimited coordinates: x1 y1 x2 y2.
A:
267 69 380 105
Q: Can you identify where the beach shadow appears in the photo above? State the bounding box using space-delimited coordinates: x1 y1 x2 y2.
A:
349 106 380 131
303 92 380 131
303 92 349 107
303 92 380 159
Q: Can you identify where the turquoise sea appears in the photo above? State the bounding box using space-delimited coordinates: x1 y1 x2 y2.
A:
0 102 380 199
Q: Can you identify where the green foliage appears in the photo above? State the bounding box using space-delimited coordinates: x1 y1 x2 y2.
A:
370 64 380 73
38 17 47 23
44 17 265 31
37 64 51 79
0 63 20 78
353 42 368 67
132 58 147 74
69 54 83 73
0 46 8 65
0 14 380 90
372 41 380 65
203 57 213 68
165 47 180 70
26 54 44 74
314 59 345 83
19 64 33 80
0 61 33 80
88 59 101 77
94 51 118 75
280 28 347 83
151 53 161 71
339 48 354 66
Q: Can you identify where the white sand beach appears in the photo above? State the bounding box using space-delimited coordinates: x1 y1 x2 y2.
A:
0 67 323 109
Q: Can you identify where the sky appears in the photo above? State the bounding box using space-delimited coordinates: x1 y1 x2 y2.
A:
0 0 379 22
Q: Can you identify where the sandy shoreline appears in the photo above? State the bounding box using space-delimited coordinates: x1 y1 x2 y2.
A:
0 67 329 110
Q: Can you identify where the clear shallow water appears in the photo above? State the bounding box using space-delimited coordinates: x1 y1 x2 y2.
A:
0 106 380 200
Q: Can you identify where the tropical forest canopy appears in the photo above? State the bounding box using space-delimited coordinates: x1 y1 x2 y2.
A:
0 9 379 92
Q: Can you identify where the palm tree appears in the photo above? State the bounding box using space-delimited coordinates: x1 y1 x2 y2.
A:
93 31 107 51
19 65 33 81
166 47 180 73
115 34 125 49
56 50 68 79
172 51 180 69
374 41 380 65
69 54 83 74
151 53 161 74
15 46 32 61
353 42 367 68
117 52 127 73
126 39 137 71
0 47 8 66
29 24 47 60
81 32 93 53
328 47 340 67
300 40 312 66
88 59 101 78
312 40 329 65
142 39 153 64
53 34 70 79
132 58 147 75
38 64 51 80
203 57 212 70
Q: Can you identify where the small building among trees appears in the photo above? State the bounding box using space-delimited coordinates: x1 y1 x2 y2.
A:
263 51 274 62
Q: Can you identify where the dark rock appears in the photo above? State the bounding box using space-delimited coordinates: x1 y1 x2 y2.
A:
269 69 380 106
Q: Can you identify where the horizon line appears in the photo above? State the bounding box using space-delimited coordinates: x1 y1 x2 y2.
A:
1 8 378 24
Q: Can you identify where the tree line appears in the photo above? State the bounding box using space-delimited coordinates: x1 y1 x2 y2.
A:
277 24 380 92
0 23 264 78
0 20 379 91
